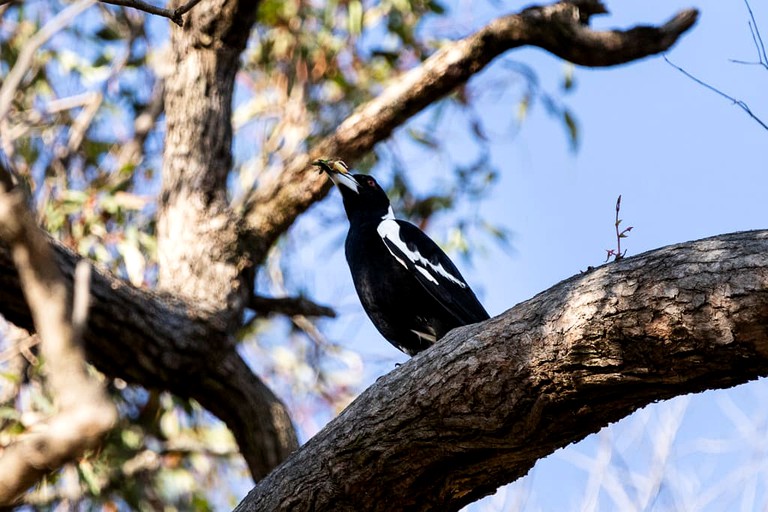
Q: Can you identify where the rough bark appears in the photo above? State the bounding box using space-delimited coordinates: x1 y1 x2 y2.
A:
157 0 258 318
242 0 698 265
0 237 297 480
0 188 116 504
153 0 301 478
236 230 768 512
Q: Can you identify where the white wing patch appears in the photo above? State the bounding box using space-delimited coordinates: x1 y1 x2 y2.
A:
411 329 437 343
377 219 467 288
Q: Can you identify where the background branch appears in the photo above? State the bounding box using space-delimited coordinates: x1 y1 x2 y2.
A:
0 186 116 505
249 295 336 319
237 229 768 512
99 0 203 26
242 0 698 265
0 215 298 480
0 0 96 124
664 56 768 131
115 79 165 171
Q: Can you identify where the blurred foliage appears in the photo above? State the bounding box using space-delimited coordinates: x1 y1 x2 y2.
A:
0 0 578 507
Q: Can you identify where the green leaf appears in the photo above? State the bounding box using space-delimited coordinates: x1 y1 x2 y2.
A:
0 370 21 384
0 405 20 420
517 95 530 123
406 128 438 149
95 27 121 41
563 108 579 151
348 0 363 36
428 0 446 14
79 460 101 495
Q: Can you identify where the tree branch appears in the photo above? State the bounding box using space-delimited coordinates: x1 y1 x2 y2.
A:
236 230 768 512
0 324 33 408
0 235 298 480
99 0 204 26
242 0 699 265
1 0 297 485
0 187 117 505
249 295 336 318
664 55 768 131
115 79 165 171
0 156 297 482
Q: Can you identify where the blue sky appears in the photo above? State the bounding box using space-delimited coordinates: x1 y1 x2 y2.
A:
301 0 768 509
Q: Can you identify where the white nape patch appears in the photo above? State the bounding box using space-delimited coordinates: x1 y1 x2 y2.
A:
382 206 395 220
411 329 437 343
377 219 467 288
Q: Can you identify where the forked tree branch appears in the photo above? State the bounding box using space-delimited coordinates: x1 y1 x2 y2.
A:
242 0 699 265
99 0 203 26
664 55 768 131
0 231 298 481
0 187 117 505
236 230 768 512
0 157 297 482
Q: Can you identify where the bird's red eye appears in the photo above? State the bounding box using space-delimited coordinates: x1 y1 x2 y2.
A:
366 178 376 187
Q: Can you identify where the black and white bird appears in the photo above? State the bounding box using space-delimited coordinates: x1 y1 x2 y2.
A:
314 159 490 356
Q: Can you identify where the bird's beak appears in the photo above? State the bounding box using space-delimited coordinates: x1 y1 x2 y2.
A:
313 159 360 194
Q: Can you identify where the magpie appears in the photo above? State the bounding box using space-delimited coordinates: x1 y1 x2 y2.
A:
314 159 490 356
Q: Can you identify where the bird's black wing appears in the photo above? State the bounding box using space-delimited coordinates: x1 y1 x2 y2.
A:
377 219 490 324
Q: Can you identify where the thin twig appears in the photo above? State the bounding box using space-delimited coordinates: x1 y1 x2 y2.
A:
100 0 181 25
99 0 204 26
743 0 768 67
605 195 632 262
0 324 32 407
0 326 38 364
728 58 766 66
174 0 203 17
249 295 337 318
664 55 768 132
615 195 624 260
115 79 165 171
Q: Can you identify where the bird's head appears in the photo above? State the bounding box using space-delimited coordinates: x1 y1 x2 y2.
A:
313 159 391 222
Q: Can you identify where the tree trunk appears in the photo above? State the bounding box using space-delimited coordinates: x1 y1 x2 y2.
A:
236 230 768 512
154 0 300 477
157 0 255 318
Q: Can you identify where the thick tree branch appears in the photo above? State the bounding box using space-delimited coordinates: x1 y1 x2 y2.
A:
2 0 297 485
0 230 298 481
242 0 698 265
249 295 336 318
0 187 116 505
236 230 768 512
